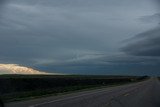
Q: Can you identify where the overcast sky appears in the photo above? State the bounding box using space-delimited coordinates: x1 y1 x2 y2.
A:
0 0 160 75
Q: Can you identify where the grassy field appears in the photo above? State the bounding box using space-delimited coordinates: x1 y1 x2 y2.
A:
0 75 148 102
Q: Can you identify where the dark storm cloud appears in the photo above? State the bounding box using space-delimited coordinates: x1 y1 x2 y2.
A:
0 0 159 75
41 54 160 67
122 26 160 56
0 0 6 12
139 13 160 23
1 0 136 64
154 0 160 8
122 0 160 57
0 0 5 5
35 53 160 75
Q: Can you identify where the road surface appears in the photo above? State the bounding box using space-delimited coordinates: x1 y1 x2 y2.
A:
5 78 160 107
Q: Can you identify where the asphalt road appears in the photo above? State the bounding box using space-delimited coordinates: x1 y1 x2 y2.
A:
5 78 160 107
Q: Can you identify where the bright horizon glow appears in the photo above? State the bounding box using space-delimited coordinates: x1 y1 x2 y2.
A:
0 64 51 75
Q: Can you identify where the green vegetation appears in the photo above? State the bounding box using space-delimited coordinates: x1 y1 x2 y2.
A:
0 75 148 102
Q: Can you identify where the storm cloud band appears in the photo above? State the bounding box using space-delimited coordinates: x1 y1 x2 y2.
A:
0 0 160 75
122 26 160 57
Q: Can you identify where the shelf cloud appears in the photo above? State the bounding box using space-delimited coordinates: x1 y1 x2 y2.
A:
122 0 160 57
0 0 160 75
122 26 160 57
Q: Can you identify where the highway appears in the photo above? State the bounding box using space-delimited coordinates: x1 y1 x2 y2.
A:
5 78 160 107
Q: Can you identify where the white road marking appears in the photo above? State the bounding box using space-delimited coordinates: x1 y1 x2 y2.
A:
29 89 112 107
29 82 146 107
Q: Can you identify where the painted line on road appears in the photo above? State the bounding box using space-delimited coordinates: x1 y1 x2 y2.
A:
123 93 130 96
105 87 140 107
29 82 147 107
29 89 112 107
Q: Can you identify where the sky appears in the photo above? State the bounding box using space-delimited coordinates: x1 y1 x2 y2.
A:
0 0 160 75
